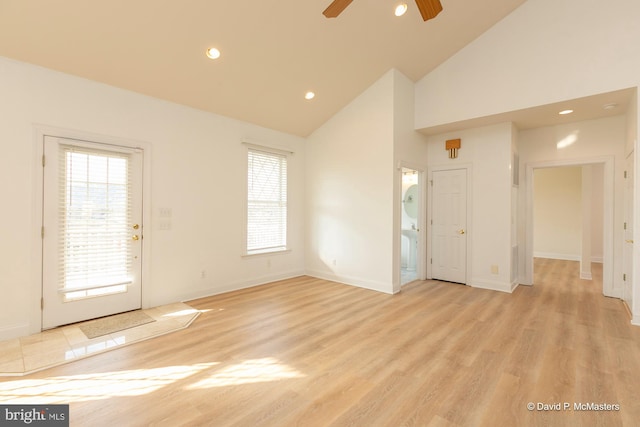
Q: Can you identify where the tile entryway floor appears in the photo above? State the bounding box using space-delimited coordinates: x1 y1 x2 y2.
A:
0 303 200 376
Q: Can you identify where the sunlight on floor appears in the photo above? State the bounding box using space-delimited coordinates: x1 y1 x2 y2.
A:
186 357 306 389
161 309 202 318
0 364 216 404
0 357 306 405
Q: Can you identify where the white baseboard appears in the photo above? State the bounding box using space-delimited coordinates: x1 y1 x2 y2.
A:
534 252 579 261
471 278 517 294
580 272 593 280
518 274 532 286
305 269 395 294
603 288 623 299
534 252 603 263
632 314 640 327
0 322 30 341
168 269 307 306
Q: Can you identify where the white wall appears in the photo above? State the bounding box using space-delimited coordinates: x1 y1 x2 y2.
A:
305 70 396 293
427 122 515 292
533 167 583 259
0 56 306 340
304 69 428 294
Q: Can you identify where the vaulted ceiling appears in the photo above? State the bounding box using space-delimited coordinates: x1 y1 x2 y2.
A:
0 0 528 136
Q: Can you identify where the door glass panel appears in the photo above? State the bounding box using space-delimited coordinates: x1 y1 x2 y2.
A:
60 146 132 300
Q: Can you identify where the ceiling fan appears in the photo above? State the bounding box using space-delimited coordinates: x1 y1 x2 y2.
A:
323 0 443 21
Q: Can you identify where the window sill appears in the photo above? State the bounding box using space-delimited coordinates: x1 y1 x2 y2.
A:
242 248 291 258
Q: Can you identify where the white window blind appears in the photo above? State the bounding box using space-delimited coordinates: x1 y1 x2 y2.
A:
247 148 288 254
58 145 132 300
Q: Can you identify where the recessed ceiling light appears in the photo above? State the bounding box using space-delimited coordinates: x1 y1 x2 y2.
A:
559 109 574 115
206 47 221 60
305 91 315 100
395 3 408 16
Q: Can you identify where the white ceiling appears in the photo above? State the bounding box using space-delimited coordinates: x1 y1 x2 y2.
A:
0 0 529 136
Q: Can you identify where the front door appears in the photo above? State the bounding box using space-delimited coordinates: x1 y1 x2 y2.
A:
431 169 467 284
42 136 144 329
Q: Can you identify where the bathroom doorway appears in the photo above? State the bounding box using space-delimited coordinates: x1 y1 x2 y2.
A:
401 167 421 285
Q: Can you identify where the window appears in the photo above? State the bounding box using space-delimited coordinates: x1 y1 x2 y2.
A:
59 145 132 300
246 147 288 255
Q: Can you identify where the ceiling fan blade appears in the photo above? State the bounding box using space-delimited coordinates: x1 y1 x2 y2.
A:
323 0 354 18
415 0 443 21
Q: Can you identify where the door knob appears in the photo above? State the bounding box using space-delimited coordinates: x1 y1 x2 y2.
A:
132 235 140 241
626 239 634 244
458 229 465 235
133 224 140 230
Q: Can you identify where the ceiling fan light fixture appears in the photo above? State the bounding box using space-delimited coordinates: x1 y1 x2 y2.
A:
305 91 316 100
206 48 221 60
395 3 408 16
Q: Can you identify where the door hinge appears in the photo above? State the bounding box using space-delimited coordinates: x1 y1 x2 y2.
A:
430 258 433 264
41 297 44 310
623 273 627 281
430 180 433 186
624 222 627 230
41 226 45 239
624 170 627 179
42 154 45 167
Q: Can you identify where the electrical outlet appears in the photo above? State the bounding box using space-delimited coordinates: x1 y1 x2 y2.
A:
200 270 206 279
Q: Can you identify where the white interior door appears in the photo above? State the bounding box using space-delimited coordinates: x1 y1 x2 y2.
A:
432 169 467 284
42 136 143 329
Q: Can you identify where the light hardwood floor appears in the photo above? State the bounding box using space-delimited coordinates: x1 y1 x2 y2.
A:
2 258 640 426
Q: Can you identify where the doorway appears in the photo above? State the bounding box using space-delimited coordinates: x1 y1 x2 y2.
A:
532 165 604 279
525 157 614 296
41 136 145 329
400 168 421 285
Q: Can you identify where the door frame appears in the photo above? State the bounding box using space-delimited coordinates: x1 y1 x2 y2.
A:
396 162 426 292
524 156 615 297
426 164 473 283
623 151 634 306
31 125 152 334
